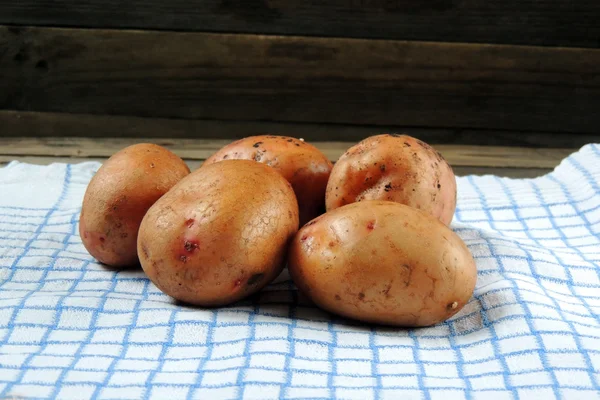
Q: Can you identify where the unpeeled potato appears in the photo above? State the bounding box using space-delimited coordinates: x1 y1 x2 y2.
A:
138 160 299 307
79 143 190 267
202 135 333 225
288 200 476 327
326 134 457 225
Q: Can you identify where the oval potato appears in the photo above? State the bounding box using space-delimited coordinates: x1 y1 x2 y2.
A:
203 135 333 225
138 160 299 307
79 143 190 267
288 200 476 327
326 134 457 225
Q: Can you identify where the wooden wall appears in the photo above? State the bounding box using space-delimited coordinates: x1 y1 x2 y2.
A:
1 1 599 147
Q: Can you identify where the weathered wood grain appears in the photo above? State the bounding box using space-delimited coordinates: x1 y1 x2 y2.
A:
0 137 575 169
2 110 598 148
0 0 599 48
2 26 599 134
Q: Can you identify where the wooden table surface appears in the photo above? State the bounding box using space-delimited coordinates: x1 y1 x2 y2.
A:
0 137 578 178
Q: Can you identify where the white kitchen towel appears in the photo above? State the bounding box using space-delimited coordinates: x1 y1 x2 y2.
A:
0 144 599 400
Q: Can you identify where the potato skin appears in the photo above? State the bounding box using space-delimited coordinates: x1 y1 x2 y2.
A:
203 135 333 225
288 201 476 327
137 160 299 307
79 143 190 267
326 134 457 225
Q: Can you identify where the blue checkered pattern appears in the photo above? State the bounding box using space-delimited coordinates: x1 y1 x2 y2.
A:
1 145 599 399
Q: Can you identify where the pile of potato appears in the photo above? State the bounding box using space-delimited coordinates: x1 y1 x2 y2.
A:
79 134 476 327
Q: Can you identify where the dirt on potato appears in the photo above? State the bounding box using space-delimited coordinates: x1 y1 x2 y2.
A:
326 134 457 225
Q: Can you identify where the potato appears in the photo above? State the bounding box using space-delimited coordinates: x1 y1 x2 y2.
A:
137 160 299 307
203 135 333 225
288 200 476 327
79 143 190 267
326 134 457 225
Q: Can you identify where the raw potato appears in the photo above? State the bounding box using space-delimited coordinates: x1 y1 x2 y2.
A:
138 160 299 307
203 135 333 224
79 143 190 267
326 134 457 225
288 201 476 327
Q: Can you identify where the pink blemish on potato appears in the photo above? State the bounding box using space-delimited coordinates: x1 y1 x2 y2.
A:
233 279 242 289
367 221 375 230
185 218 195 228
82 229 110 251
301 235 309 241
184 240 200 253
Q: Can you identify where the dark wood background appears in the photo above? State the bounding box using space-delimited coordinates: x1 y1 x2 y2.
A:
1 1 599 147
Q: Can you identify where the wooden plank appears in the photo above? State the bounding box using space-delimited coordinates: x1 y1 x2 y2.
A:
2 26 600 134
2 110 599 148
0 156 552 179
0 137 575 169
0 0 599 48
